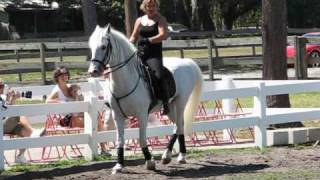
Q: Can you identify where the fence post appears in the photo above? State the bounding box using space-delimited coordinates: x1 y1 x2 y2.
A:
294 36 308 79
0 113 4 170
58 38 63 62
84 78 99 160
222 76 236 141
179 48 184 58
39 43 47 85
208 38 214 80
254 82 267 148
15 49 22 82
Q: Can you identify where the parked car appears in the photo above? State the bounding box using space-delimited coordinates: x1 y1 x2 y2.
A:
167 23 189 40
286 32 320 65
168 23 189 33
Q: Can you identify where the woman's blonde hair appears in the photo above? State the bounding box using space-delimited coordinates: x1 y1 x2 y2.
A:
140 0 159 13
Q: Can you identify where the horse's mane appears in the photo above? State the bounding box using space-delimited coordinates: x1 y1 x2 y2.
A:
110 28 136 51
89 25 136 52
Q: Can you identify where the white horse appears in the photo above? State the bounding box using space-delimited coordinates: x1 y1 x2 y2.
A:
88 24 203 174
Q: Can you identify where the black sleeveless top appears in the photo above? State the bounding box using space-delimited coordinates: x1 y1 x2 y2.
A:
139 22 163 59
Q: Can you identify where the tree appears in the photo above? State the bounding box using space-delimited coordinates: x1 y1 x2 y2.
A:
212 0 260 30
124 0 137 37
262 0 303 128
81 0 97 35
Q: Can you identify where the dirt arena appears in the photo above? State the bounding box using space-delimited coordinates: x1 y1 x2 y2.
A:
2 145 320 180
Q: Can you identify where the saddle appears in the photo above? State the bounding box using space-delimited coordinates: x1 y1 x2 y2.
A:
141 64 176 112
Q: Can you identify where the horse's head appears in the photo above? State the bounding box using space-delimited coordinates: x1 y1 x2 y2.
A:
88 24 113 77
88 24 136 77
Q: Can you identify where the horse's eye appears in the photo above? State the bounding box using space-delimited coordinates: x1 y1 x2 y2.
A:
101 45 107 50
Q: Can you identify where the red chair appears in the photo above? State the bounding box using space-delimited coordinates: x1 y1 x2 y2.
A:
41 114 83 160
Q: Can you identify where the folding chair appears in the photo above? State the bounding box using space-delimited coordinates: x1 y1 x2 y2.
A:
41 114 83 160
215 98 254 143
193 102 220 145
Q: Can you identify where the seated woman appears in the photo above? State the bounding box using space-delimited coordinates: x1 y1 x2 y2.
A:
46 66 84 128
46 66 112 156
0 79 33 164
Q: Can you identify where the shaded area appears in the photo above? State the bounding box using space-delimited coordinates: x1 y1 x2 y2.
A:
1 159 269 180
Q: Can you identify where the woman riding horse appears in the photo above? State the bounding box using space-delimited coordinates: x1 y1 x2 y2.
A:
129 0 170 115
88 24 203 174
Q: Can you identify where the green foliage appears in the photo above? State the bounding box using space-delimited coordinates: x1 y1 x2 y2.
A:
6 158 87 173
287 0 320 28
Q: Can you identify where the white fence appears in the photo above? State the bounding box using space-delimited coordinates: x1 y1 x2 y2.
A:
1 78 320 169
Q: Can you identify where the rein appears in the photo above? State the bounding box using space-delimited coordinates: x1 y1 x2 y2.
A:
107 52 141 118
104 52 136 75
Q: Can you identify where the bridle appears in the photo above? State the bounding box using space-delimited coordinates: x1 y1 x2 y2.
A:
92 35 140 118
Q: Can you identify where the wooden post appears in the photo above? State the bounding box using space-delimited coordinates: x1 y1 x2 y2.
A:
39 43 47 85
295 36 308 79
179 49 184 58
208 38 214 80
58 48 63 62
15 49 22 81
252 46 256 56
58 38 63 62
254 82 267 149
0 113 4 170
84 78 99 160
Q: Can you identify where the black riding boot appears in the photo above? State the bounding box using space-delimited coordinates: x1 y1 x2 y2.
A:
159 78 170 115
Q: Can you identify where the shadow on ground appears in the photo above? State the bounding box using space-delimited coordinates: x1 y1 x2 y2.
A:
1 158 269 179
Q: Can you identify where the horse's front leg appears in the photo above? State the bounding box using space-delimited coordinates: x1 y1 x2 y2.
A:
138 113 156 170
112 115 125 174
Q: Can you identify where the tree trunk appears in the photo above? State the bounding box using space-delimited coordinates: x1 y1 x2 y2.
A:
198 0 215 30
81 0 97 35
190 0 200 30
181 0 192 27
124 0 138 37
262 0 303 128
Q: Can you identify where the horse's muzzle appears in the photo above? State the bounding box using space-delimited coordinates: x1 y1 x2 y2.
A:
88 62 102 77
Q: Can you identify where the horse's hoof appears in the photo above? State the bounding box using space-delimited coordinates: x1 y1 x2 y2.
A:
161 158 172 165
112 163 123 174
161 149 172 165
146 160 156 170
177 153 186 164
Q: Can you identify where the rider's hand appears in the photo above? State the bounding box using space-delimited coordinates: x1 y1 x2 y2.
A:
139 38 151 46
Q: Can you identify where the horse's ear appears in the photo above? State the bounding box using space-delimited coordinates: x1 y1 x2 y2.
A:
94 25 101 32
106 23 111 34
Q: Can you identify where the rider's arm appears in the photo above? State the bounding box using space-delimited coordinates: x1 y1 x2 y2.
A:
148 16 168 44
129 18 142 44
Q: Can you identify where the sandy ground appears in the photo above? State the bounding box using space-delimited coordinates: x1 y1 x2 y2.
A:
2 145 320 180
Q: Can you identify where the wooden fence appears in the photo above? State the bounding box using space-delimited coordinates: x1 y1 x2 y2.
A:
0 30 319 83
2 78 320 170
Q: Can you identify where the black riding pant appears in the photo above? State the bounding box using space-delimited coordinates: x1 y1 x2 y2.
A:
143 57 169 102
143 57 163 80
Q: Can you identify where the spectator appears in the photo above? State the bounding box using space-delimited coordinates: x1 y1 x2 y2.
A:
0 79 35 164
46 66 84 128
46 66 112 156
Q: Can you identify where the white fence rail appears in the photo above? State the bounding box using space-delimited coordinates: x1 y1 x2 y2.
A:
1 78 320 169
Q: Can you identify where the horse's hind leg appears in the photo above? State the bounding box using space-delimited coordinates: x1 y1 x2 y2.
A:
162 102 187 164
138 113 156 170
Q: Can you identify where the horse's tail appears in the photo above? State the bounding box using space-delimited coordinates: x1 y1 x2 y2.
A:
184 61 203 135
